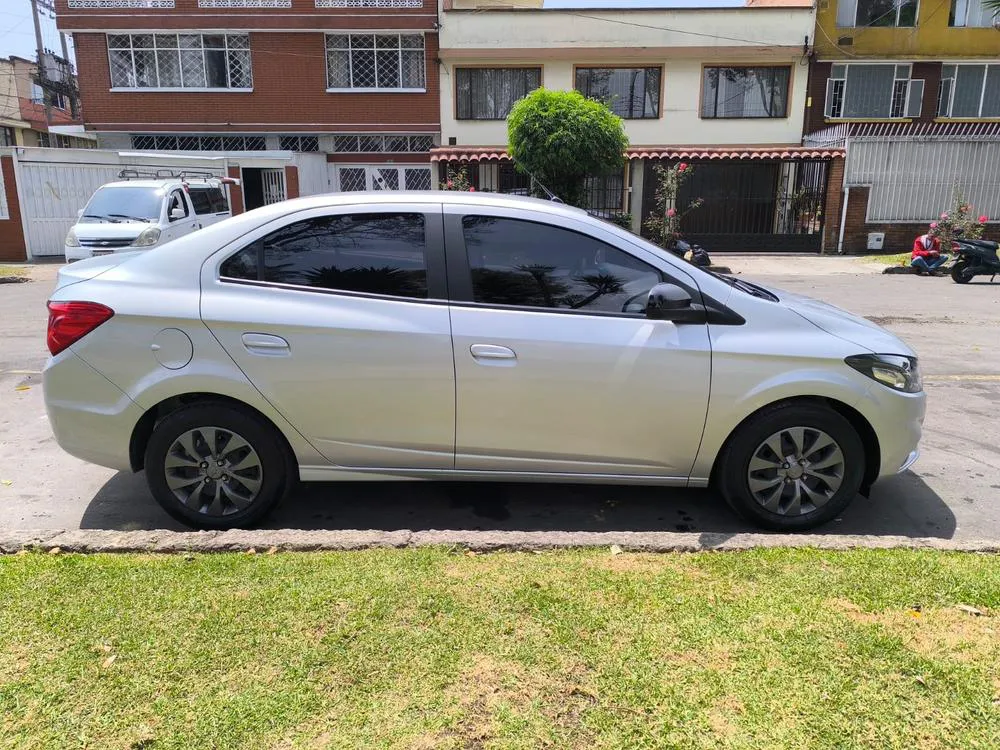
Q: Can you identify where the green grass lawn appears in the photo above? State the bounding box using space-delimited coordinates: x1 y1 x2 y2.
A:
2 548 999 749
857 252 910 267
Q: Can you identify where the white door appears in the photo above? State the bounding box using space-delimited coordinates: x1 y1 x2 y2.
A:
334 165 433 192
260 168 286 205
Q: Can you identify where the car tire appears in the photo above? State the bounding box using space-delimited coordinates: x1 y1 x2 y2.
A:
951 261 973 284
144 402 295 530
715 402 866 531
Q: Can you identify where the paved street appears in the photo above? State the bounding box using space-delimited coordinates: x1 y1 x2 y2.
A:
1 257 998 541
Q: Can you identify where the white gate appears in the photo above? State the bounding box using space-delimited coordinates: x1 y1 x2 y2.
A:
12 149 226 258
260 168 286 205
17 161 123 256
333 165 433 192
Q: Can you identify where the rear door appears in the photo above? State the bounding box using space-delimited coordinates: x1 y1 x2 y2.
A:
188 186 231 228
200 202 455 470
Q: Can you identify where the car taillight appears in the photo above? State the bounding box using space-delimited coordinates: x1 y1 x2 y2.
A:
46 301 115 356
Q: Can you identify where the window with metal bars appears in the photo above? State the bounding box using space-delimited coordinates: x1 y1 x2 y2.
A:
825 64 923 119
325 34 425 91
130 134 267 151
938 65 1000 118
701 66 790 119
949 0 995 26
456 68 541 120
836 0 918 27
575 67 661 119
332 134 434 152
107 33 252 90
278 136 320 152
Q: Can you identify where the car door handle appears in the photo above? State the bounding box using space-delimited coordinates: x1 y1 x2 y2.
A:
470 344 516 362
242 332 290 356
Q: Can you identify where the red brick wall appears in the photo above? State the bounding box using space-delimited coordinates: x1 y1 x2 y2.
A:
842 187 999 253
73 32 440 133
822 157 844 252
56 0 437 31
0 157 27 262
326 153 431 164
227 166 244 215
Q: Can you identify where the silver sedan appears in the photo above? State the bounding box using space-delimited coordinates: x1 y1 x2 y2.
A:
43 192 925 531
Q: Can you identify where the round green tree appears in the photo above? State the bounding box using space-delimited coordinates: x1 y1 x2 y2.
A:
507 88 629 208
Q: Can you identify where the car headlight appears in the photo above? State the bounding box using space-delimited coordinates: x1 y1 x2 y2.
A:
131 226 162 248
65 228 80 247
846 354 922 393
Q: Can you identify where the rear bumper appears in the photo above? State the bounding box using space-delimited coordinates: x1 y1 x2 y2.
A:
43 350 144 472
64 245 91 262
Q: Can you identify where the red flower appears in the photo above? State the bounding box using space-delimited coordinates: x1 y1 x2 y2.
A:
469 187 475 192
979 215 989 223
677 163 688 172
667 208 677 217
446 180 453 188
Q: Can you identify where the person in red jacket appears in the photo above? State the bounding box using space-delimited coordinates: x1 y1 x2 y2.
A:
911 230 948 275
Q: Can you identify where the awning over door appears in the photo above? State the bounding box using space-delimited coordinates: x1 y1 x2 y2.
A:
430 146 845 162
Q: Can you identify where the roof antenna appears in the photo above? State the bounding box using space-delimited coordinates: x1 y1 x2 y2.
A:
519 166 563 204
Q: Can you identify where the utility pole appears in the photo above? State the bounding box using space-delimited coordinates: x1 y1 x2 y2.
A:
59 32 77 119
30 0 52 128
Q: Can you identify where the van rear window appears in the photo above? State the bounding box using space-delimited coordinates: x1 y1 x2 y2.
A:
189 187 230 215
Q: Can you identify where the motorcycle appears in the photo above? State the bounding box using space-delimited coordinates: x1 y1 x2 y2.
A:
951 238 1000 284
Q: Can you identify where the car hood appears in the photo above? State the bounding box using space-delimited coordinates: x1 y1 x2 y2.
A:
74 222 150 240
754 281 916 357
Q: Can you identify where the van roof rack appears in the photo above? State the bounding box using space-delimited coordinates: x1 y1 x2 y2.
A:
118 168 220 181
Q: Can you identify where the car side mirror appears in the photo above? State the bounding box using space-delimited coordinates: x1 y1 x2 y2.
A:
645 283 705 324
169 207 186 220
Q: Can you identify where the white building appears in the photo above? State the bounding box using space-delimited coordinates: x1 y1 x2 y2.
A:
433 0 843 251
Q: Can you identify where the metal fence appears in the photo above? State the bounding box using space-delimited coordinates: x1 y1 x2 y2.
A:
807 122 1000 223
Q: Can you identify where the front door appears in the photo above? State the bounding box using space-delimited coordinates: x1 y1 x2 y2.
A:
200 203 454 469
161 189 199 244
445 207 712 477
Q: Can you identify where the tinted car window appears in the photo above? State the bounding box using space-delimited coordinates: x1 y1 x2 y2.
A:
220 213 428 299
168 191 189 219
462 216 662 313
188 188 213 215
189 187 229 214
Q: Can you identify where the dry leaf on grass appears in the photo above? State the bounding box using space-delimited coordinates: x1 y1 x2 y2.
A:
610 544 623 556
956 604 984 617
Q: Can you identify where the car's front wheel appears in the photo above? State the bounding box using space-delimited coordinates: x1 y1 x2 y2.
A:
144 403 294 529
716 403 865 531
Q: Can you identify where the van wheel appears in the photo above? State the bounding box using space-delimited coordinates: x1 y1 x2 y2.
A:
144 403 294 530
716 403 865 531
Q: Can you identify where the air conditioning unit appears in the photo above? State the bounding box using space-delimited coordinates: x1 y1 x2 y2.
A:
867 232 886 251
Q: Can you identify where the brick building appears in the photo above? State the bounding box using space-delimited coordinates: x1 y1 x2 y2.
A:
54 0 441 204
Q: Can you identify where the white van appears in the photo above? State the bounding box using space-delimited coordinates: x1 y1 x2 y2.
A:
64 170 237 262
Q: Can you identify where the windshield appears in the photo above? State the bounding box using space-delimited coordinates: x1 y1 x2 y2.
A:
80 187 164 223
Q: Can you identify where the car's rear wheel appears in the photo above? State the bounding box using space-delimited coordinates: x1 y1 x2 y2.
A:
144 403 294 529
716 403 865 531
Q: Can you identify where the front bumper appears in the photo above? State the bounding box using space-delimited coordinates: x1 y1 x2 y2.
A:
43 350 145 472
854 384 926 479
64 245 92 262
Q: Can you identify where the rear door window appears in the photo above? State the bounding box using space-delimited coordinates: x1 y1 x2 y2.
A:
220 213 429 299
189 187 230 214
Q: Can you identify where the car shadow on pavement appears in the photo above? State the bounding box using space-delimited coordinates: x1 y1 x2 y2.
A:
80 468 957 539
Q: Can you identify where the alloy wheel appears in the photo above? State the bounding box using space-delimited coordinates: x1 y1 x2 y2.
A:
163 426 263 516
746 427 845 516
